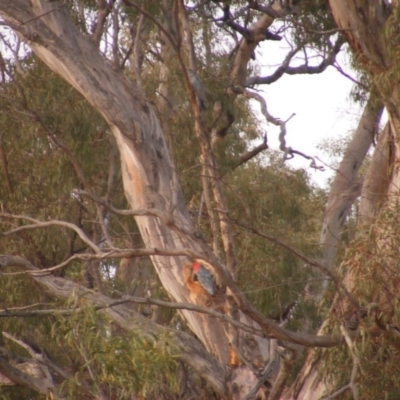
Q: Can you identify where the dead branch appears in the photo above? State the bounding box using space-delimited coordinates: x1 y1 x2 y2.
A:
200 156 224 259
0 309 71 317
333 62 368 89
238 86 325 170
73 188 196 239
0 296 262 337
246 37 344 86
0 247 205 276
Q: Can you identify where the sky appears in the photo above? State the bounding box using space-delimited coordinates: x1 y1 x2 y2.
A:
254 40 363 188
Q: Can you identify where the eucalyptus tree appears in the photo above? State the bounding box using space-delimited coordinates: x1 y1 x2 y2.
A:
0 1 396 399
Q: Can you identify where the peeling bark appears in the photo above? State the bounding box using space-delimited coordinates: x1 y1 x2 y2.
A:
328 1 390 69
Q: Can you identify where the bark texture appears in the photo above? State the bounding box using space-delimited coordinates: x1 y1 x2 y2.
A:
358 123 392 223
3 1 397 398
0 1 268 397
318 99 383 292
3 0 234 363
288 1 398 398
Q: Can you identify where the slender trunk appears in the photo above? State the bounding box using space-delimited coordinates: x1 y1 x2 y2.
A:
284 105 384 400
317 99 383 296
288 1 395 397
358 122 392 224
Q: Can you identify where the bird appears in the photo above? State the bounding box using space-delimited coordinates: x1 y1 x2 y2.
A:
187 69 206 110
191 261 215 296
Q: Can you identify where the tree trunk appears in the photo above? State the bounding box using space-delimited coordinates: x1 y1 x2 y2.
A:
5 1 399 398
287 1 399 398
0 1 273 397
317 98 383 296
358 122 392 223
283 109 382 399
1 0 232 361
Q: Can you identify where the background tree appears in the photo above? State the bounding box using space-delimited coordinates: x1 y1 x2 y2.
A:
0 1 397 399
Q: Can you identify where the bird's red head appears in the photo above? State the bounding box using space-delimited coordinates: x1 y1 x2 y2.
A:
192 262 201 272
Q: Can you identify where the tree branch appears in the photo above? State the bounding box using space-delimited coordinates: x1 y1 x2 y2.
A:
0 213 101 253
237 86 325 170
0 296 262 336
246 37 344 86
233 133 268 169
176 0 238 273
318 97 383 298
91 0 112 47
322 326 360 400
0 350 64 399
0 254 228 396
0 254 357 349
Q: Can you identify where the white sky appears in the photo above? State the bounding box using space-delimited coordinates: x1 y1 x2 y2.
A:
255 41 363 188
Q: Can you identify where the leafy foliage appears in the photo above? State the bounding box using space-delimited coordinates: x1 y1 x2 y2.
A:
320 203 400 399
0 0 350 398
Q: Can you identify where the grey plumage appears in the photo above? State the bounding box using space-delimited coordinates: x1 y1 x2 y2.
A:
193 262 215 296
188 69 206 110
